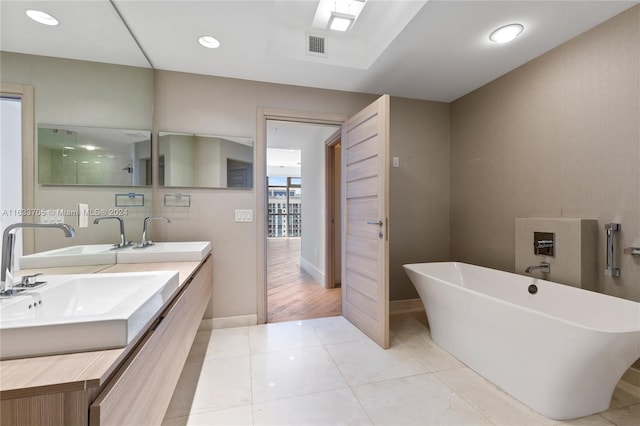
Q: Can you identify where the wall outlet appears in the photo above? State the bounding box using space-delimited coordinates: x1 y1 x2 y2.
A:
392 156 400 168
235 209 253 222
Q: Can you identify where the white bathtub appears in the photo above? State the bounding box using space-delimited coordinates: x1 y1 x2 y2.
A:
403 262 640 420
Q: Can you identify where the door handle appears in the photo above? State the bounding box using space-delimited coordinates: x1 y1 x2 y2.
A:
367 220 384 239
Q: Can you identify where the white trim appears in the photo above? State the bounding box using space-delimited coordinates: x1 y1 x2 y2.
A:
300 256 325 286
199 314 258 331
389 298 425 315
257 107 349 324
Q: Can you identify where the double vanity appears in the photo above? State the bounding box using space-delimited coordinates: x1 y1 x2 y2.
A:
0 241 213 425
18 241 212 268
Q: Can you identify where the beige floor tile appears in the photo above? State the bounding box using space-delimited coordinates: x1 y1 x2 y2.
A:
609 380 640 409
309 315 368 345
249 320 323 354
187 327 250 363
251 346 348 403
252 388 372 425
436 367 554 426
553 414 616 426
394 332 464 372
325 336 428 386
165 315 639 426
600 403 640 426
389 311 430 337
164 356 252 418
352 373 492 425
162 405 253 426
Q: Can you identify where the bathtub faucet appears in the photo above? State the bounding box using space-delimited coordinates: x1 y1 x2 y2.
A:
1 223 76 295
525 262 550 274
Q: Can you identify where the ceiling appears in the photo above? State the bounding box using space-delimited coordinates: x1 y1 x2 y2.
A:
266 120 339 173
1 0 638 102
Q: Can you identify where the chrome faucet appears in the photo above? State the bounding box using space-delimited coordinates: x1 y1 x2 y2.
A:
525 262 550 274
93 216 131 248
1 223 76 295
137 216 171 248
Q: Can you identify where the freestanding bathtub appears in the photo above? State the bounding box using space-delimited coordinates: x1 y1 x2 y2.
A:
403 262 640 420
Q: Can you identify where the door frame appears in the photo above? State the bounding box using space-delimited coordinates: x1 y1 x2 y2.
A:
256 108 348 324
324 129 341 289
1 84 36 255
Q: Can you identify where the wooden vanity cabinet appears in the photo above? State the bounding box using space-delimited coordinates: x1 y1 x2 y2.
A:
89 255 212 425
0 255 212 426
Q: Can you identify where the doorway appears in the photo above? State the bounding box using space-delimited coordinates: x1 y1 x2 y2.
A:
0 95 23 262
265 120 341 322
325 131 342 290
257 96 390 347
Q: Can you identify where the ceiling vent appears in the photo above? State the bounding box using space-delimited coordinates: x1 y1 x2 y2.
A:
307 34 327 57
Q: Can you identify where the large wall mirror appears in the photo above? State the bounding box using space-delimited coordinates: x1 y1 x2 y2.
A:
1 1 153 254
38 124 151 186
159 132 253 189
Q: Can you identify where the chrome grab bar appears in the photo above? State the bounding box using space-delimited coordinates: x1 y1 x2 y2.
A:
605 223 621 277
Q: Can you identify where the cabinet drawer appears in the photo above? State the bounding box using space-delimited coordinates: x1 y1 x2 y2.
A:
90 256 213 426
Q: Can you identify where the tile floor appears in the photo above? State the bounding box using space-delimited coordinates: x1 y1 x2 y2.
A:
162 313 640 426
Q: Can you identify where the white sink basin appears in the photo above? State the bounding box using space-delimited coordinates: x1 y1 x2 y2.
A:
19 244 117 269
116 241 211 263
0 271 179 359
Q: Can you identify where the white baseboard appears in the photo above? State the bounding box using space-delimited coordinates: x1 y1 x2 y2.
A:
390 298 425 315
300 256 325 286
198 301 424 331
199 314 258 331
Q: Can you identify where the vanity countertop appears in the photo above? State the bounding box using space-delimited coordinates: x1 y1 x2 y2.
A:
0 260 202 399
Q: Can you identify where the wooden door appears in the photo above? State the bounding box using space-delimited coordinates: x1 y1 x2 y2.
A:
341 95 390 349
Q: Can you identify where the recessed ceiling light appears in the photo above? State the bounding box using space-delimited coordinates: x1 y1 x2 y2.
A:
25 10 59 26
198 35 221 49
489 24 524 44
84 145 96 151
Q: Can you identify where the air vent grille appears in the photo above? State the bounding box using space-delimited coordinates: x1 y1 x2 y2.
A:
307 35 326 56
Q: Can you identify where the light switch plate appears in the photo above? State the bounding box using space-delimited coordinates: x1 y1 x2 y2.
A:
235 209 253 222
40 209 64 224
78 204 89 228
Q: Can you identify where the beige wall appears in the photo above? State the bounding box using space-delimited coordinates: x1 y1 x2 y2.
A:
389 97 451 300
0 52 153 252
151 69 377 319
450 6 640 301
8 4 633 322
2 52 452 321
300 134 327 284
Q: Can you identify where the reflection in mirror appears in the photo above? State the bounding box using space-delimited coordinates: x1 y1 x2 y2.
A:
38 125 151 186
159 132 253 189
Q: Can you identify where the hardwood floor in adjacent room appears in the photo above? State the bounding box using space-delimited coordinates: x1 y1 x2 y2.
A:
267 237 341 323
